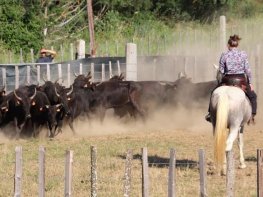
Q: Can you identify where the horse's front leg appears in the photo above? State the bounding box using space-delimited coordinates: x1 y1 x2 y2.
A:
238 126 246 169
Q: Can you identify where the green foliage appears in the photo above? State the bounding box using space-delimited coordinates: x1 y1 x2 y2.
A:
0 1 44 57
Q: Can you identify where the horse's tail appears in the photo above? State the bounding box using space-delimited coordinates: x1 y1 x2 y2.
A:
214 92 229 166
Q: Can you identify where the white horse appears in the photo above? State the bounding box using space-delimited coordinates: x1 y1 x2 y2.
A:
210 85 252 174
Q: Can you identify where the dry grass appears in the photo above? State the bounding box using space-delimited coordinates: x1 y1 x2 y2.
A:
0 106 262 197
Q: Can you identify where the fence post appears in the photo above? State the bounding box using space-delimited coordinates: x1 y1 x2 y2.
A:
70 43 74 60
64 150 73 197
67 64 71 87
39 146 45 197
79 63 83 75
60 44 64 62
26 66 30 84
117 61 121 76
126 43 137 81
257 149 263 197
2 68 6 91
91 63 95 82
142 147 149 197
37 65 40 83
226 150 235 197
220 16 226 53
15 65 19 89
91 146 97 197
109 61 112 78
46 64 50 81
14 146 22 197
101 63 105 81
168 148 176 197
20 48 23 63
199 149 207 197
30 48 34 63
58 64 62 82
123 149 133 197
76 39 86 59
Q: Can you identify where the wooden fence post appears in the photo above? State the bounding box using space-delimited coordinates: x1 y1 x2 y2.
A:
220 15 226 53
91 63 95 82
91 146 97 197
20 48 23 63
199 149 207 197
46 64 50 81
37 65 40 83
15 66 19 89
117 61 121 76
64 150 73 197
58 64 62 82
109 61 112 78
26 65 30 84
101 63 105 81
226 150 235 197
2 68 6 91
142 147 149 197
67 64 71 87
39 146 45 197
14 146 22 197
70 43 74 61
30 48 34 63
257 149 263 197
168 148 176 197
123 149 133 197
126 43 137 81
79 63 83 75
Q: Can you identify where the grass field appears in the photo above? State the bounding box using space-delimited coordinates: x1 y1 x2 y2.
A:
0 106 262 197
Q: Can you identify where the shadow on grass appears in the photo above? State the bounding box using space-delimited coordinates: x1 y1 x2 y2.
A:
118 154 198 169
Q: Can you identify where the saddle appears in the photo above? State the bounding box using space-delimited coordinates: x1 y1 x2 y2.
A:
221 75 247 91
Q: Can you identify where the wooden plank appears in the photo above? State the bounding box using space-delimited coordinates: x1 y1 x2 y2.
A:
117 61 121 76
46 64 50 81
168 148 176 197
91 146 97 197
15 65 19 89
26 65 30 84
142 147 149 197
14 146 22 197
257 149 263 197
58 64 62 82
123 149 133 197
30 48 34 63
64 150 73 197
70 43 74 60
39 146 45 197
67 64 71 87
101 63 105 81
2 68 6 91
79 63 83 75
199 149 207 197
226 150 235 197
90 63 94 82
37 65 40 83
109 61 112 78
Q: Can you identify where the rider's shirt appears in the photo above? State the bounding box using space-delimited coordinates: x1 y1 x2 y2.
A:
219 48 252 84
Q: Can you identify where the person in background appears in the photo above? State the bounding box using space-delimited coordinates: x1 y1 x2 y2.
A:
36 48 57 63
205 34 257 124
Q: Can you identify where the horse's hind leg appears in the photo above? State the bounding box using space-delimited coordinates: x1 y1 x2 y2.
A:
238 126 246 169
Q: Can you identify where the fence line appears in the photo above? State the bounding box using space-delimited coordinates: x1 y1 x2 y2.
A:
2 146 263 196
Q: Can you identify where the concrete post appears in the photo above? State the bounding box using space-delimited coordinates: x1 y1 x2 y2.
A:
220 16 226 53
125 43 137 81
76 39 86 59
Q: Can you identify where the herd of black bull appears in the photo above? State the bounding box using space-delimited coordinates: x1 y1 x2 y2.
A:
0 72 218 139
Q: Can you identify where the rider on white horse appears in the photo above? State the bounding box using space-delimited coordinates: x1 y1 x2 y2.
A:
206 34 257 124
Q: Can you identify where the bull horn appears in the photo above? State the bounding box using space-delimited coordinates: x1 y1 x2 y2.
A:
30 88 37 100
213 64 219 70
178 71 186 79
87 71 91 77
74 71 79 77
54 87 60 97
14 90 22 101
56 103 62 108
66 85 73 96
96 82 103 86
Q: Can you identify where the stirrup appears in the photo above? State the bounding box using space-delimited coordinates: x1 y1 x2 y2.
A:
205 114 211 122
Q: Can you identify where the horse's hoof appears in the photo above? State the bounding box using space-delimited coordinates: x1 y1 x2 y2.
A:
239 164 247 169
